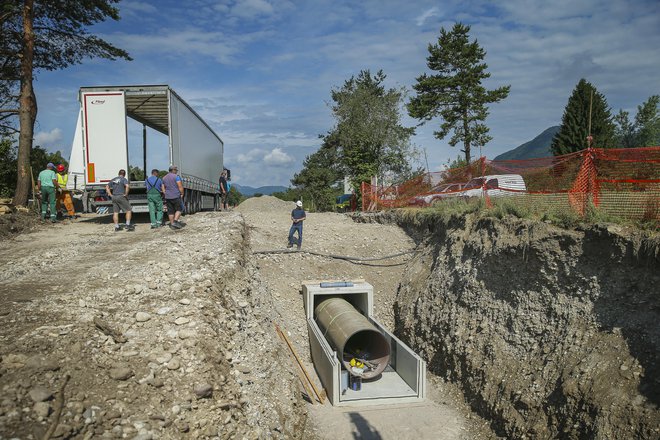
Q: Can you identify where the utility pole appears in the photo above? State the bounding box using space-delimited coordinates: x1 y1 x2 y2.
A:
587 89 593 148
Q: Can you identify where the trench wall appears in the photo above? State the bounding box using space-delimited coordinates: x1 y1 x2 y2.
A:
354 212 660 439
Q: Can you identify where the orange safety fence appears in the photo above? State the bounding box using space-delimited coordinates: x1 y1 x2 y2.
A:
361 147 660 221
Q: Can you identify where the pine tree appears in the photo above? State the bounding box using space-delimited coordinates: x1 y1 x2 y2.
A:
1 0 131 206
551 79 615 155
407 23 510 164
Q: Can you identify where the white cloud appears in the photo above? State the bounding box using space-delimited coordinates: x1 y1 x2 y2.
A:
121 1 158 15
34 128 63 148
416 7 440 26
111 28 271 64
236 148 267 164
263 147 294 166
231 0 275 18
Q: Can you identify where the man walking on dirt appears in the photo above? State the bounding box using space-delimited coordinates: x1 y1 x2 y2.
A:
145 169 164 229
55 164 76 219
37 162 59 223
219 169 229 211
288 200 306 250
163 165 185 230
106 169 134 232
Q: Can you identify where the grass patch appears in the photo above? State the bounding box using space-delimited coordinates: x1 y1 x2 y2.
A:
399 196 659 232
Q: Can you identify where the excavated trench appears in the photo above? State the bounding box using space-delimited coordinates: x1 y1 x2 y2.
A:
355 212 660 439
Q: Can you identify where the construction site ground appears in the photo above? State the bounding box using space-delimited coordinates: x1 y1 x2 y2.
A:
0 196 496 440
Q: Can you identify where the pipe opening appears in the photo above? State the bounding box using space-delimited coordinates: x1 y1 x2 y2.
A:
315 297 391 379
342 329 391 379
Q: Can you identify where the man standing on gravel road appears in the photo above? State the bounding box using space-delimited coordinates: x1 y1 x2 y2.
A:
163 165 185 230
106 169 134 232
55 164 76 219
219 169 229 211
288 200 306 250
145 169 164 229
37 162 59 223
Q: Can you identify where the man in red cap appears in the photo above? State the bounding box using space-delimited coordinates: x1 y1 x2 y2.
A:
56 164 76 219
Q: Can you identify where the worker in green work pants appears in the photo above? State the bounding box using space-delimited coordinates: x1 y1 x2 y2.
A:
37 162 59 223
145 169 164 229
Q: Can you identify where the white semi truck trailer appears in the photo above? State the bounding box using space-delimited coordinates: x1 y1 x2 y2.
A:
67 85 224 214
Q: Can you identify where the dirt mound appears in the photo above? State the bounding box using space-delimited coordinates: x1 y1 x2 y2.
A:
236 195 293 213
0 211 41 240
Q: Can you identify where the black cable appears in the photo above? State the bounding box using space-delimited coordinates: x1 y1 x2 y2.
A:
252 248 417 266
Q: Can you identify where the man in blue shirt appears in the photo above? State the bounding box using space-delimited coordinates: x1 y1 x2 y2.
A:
162 165 185 230
145 169 164 229
288 200 306 250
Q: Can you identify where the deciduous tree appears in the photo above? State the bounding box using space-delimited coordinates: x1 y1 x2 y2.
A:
1 0 131 206
291 134 343 211
329 69 416 193
408 23 509 164
551 79 615 155
633 95 660 147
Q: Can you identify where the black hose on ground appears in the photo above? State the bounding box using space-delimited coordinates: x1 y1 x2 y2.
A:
252 249 417 267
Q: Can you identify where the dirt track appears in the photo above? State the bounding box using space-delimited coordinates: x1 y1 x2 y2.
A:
0 197 495 439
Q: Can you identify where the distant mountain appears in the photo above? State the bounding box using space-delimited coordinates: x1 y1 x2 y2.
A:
494 126 560 161
233 184 288 196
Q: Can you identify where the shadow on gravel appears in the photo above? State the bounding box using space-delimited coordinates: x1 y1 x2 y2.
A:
77 212 153 225
348 412 382 440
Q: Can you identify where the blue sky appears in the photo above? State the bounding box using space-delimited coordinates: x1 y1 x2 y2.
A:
32 0 660 187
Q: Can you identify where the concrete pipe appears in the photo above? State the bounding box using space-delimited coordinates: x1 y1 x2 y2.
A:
315 297 390 379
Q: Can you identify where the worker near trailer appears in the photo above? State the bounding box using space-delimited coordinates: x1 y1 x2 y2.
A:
37 162 59 223
145 169 164 229
287 200 306 250
163 165 185 230
219 169 229 210
105 169 134 232
55 164 76 219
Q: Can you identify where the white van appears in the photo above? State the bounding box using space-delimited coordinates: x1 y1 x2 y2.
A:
459 174 526 198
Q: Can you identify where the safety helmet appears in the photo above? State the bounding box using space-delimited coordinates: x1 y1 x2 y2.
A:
56 164 65 172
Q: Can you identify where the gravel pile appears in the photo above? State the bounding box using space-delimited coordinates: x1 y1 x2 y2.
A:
236 196 292 213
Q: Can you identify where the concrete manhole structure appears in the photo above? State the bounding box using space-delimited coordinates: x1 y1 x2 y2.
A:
303 281 426 406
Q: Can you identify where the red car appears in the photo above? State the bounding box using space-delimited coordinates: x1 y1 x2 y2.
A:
409 182 465 206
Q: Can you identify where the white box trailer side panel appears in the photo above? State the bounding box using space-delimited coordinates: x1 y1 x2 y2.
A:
81 92 128 184
66 111 85 190
169 92 223 185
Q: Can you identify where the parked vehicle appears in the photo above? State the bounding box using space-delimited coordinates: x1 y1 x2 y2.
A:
459 174 527 198
67 85 224 214
409 182 465 206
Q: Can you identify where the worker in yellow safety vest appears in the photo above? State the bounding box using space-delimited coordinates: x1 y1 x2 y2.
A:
56 164 76 219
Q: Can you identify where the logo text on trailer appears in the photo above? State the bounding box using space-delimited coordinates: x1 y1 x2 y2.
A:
90 99 105 105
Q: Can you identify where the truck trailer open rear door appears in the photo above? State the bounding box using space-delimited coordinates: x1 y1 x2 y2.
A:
81 91 128 184
66 111 85 190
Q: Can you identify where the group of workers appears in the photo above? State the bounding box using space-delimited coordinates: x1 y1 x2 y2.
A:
37 162 307 247
36 162 76 222
107 165 187 231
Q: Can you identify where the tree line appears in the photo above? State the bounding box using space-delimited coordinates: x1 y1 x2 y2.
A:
291 25 658 211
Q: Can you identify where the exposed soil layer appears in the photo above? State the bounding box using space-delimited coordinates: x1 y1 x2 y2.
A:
355 211 660 439
0 211 42 240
